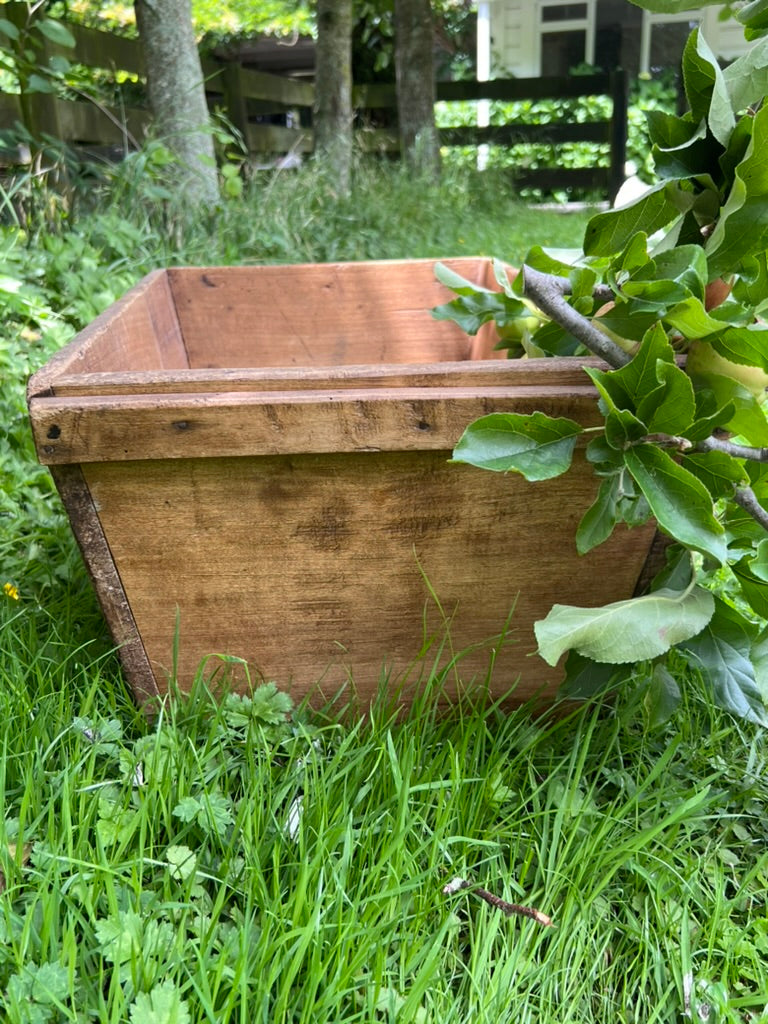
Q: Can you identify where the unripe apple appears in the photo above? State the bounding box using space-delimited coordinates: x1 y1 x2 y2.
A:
686 339 768 404
497 313 540 342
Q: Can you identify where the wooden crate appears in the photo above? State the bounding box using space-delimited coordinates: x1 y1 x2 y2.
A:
27 259 658 709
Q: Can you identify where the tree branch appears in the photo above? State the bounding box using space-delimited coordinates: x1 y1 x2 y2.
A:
521 267 768 534
695 435 768 461
521 266 630 369
734 486 768 532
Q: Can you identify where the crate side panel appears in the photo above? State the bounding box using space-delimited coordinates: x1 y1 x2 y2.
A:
82 453 655 706
28 272 188 396
167 260 498 369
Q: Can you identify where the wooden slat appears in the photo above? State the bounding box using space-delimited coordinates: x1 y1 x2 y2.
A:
437 74 612 102
45 357 606 398
29 385 601 464
202 60 314 107
50 97 149 146
514 167 611 191
245 123 313 154
354 75 612 108
439 122 611 146
82 451 655 705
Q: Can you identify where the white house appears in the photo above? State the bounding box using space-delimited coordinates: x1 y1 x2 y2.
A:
479 1 751 80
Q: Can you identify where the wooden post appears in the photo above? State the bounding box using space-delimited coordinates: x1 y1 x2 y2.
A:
221 62 249 146
609 68 628 205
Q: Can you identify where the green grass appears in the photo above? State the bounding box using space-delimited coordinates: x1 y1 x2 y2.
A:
1 160 767 1023
0 630 765 1023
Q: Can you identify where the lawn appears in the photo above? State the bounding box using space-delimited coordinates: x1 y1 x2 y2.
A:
1 159 766 1023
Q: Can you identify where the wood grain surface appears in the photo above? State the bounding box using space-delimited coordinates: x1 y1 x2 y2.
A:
31 385 601 464
167 259 504 368
82 451 655 706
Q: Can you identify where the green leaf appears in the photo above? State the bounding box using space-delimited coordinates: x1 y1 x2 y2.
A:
96 911 144 966
624 444 727 563
746 537 768 582
723 33 768 111
643 663 682 728
165 845 197 882
36 19 76 48
0 18 20 41
432 292 527 335
678 598 768 725
710 324 768 375
434 262 492 296
26 73 55 93
707 105 768 278
583 366 647 448
6 962 68 1008
736 0 768 40
732 557 768 619
520 244 580 279
452 412 583 480
687 372 768 445
172 796 201 823
604 323 676 406
559 651 626 699
682 29 735 146
650 544 694 592
648 112 712 180
681 450 746 498
47 54 70 75
583 181 689 256
750 625 768 702
199 790 234 834
585 434 625 473
733 253 768 313
129 980 191 1024
535 584 715 665
576 476 620 554
636 360 696 435
683 386 736 443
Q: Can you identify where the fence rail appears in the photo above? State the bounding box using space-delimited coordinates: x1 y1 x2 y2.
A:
0 5 627 199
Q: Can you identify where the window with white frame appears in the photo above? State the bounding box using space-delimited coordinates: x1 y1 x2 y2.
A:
539 0 596 76
640 8 700 75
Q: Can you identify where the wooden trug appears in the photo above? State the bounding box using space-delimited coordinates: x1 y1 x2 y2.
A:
28 259 656 708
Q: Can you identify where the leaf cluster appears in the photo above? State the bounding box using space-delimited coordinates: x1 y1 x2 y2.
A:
438 4 768 727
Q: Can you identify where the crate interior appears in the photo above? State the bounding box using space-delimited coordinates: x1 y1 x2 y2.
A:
166 259 502 370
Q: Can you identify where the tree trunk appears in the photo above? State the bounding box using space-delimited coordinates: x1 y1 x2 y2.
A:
394 0 440 179
314 0 353 195
134 0 219 206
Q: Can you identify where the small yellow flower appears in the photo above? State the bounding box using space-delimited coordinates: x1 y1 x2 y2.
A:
3 583 19 601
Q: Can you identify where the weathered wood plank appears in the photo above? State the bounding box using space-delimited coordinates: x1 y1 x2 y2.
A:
46 357 607 398
514 167 611 190
436 74 613 102
81 451 655 705
440 122 611 146
49 97 149 146
245 123 313 154
352 76 611 108
30 385 601 464
202 60 315 107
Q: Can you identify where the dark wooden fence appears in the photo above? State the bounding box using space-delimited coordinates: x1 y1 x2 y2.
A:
0 6 627 199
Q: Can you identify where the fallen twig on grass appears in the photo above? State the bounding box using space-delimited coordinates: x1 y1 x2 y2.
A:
442 876 555 927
